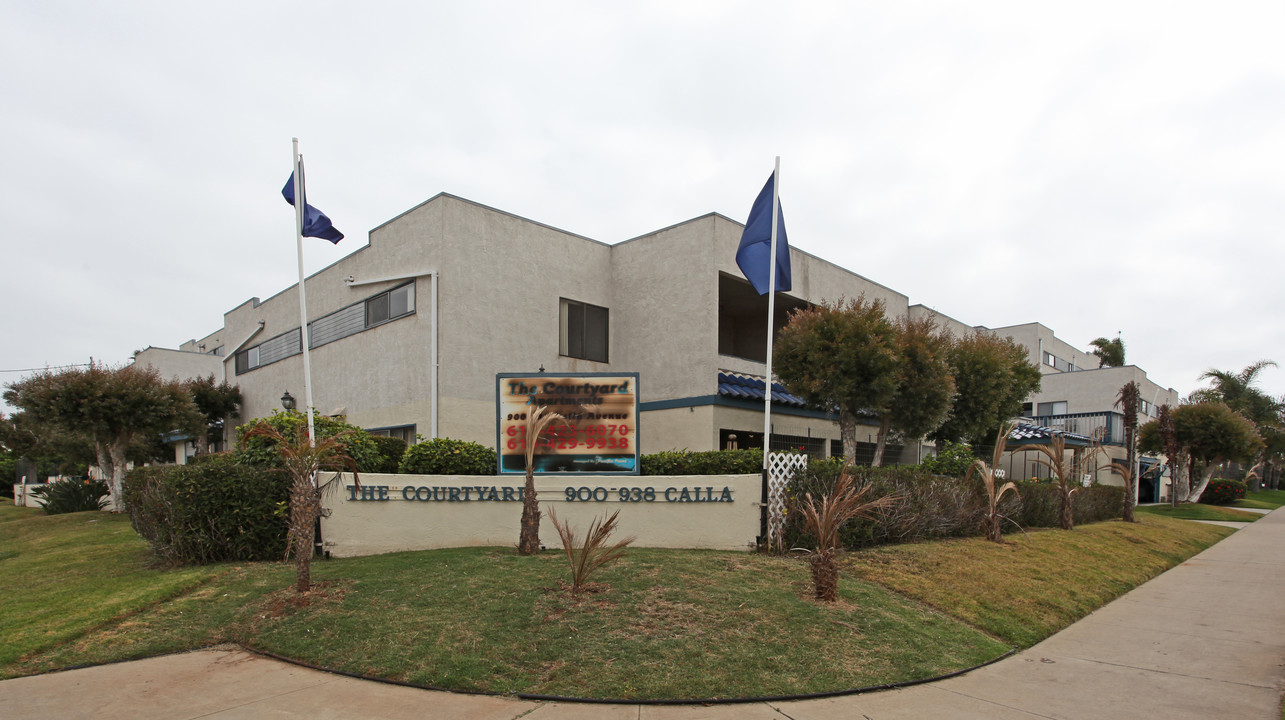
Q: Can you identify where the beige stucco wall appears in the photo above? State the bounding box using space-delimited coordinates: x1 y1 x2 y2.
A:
133 347 224 383
321 473 761 557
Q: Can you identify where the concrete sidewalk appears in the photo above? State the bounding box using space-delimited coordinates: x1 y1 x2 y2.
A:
3 513 1283 720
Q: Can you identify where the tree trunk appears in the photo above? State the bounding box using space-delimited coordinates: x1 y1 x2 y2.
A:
108 441 130 511
1122 429 1137 522
288 478 321 593
810 548 839 602
517 467 541 555
94 442 115 503
871 416 891 468
839 409 859 463
1186 463 1220 503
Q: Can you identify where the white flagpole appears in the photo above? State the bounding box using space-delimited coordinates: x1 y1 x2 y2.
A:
761 156 781 470
291 138 317 447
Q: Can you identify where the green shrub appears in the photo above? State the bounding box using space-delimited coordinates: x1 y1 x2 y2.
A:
1199 478 1247 506
640 448 764 475
123 455 288 564
919 441 975 477
32 478 109 514
369 435 408 474
235 410 381 473
399 437 497 475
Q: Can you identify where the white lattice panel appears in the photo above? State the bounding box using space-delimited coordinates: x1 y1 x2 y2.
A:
766 452 808 551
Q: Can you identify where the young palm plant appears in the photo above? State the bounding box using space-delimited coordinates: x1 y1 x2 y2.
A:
517 403 564 555
965 421 1021 543
799 460 896 602
1014 433 1078 530
546 507 635 595
242 422 359 593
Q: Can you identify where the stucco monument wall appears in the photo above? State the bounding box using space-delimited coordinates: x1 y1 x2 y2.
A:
321 473 761 557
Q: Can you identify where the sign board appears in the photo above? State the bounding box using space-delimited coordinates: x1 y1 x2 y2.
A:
496 373 640 475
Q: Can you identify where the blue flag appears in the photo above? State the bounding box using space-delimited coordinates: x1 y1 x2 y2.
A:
282 164 344 244
735 171 790 295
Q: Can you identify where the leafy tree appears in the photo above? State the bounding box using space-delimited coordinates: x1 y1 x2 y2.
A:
872 315 956 467
1191 360 1280 488
1139 402 1262 503
774 296 899 463
1089 337 1126 367
1115 381 1141 522
0 411 95 479
241 420 359 593
933 332 1042 446
185 375 242 455
1175 402 1262 502
3 363 201 508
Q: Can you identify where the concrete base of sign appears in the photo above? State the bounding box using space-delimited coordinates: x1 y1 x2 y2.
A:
322 473 762 557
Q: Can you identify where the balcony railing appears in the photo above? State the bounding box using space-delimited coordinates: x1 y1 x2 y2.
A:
1023 411 1125 445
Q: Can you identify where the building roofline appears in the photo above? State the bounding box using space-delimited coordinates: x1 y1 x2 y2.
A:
371 192 608 248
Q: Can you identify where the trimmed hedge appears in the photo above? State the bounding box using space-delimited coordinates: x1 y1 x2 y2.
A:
640 448 764 476
1199 478 1247 506
399 437 497 475
1008 481 1125 528
123 455 288 564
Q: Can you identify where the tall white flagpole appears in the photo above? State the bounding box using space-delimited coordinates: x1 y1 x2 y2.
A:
761 156 781 470
291 138 317 447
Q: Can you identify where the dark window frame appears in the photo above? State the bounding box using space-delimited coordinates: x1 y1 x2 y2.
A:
560 297 609 363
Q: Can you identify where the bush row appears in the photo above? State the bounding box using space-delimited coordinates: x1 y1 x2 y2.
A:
781 462 1127 550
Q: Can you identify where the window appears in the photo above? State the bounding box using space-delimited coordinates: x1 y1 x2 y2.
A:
233 329 301 375
368 424 416 444
234 346 259 374
1043 352 1079 373
366 282 415 328
311 282 416 348
1036 401 1068 416
560 298 609 362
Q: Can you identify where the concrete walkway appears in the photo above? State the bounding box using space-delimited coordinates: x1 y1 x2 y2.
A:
4 512 1283 719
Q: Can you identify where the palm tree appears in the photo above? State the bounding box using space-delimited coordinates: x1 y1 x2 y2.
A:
965 421 1021 542
1193 360 1280 488
1194 360 1277 417
1089 337 1126 368
1115 381 1141 522
242 421 359 593
517 403 564 556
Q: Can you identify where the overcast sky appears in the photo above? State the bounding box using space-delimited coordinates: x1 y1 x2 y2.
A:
3 1 1283 408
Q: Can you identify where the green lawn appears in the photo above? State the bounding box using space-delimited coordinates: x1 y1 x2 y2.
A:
1240 489 1285 510
1136 503 1263 522
0 504 1233 700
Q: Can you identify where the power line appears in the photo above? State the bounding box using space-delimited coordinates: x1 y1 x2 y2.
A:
0 363 94 374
